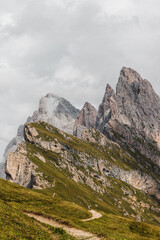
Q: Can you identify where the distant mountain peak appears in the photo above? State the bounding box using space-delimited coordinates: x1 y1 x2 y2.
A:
119 67 143 84
30 93 80 135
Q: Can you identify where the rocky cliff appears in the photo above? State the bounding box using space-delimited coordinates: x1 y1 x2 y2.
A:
97 68 160 167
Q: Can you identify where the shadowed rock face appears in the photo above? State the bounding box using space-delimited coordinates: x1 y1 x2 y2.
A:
73 102 97 138
96 67 160 166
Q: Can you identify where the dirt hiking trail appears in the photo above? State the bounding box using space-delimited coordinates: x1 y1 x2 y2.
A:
26 210 102 240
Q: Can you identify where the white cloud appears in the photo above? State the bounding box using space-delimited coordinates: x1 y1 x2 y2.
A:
0 0 160 161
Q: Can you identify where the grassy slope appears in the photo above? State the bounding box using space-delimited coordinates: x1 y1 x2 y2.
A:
1 121 160 239
27 122 160 221
0 178 160 240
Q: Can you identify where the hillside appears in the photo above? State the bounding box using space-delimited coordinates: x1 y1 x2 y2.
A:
0 176 160 240
4 121 160 239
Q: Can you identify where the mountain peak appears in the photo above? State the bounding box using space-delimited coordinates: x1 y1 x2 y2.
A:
120 67 143 84
31 94 80 135
97 67 160 166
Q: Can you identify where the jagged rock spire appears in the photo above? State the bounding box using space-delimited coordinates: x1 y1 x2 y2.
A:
73 102 97 138
96 67 160 166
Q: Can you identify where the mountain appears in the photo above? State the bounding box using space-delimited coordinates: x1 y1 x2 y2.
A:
3 67 160 239
74 67 160 168
4 93 80 167
96 67 160 167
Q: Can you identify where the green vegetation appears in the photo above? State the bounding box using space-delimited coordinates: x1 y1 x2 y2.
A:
77 214 160 240
41 223 77 240
0 200 52 240
0 178 160 239
1 121 160 239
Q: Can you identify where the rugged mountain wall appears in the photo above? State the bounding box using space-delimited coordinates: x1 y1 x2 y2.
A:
75 67 160 167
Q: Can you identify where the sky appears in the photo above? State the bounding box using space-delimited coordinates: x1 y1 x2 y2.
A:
1 0 160 161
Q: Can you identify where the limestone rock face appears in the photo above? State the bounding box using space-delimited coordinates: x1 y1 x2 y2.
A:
96 67 160 166
73 102 97 138
30 93 80 135
5 142 35 188
5 142 50 189
116 67 160 145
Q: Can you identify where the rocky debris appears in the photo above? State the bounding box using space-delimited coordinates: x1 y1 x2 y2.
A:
96 67 160 167
30 93 80 135
5 142 50 189
73 102 97 138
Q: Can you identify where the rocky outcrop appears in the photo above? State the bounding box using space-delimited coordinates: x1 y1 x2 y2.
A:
5 141 50 189
73 102 97 138
96 67 160 167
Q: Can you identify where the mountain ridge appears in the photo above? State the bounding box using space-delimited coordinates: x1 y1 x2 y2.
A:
3 67 160 238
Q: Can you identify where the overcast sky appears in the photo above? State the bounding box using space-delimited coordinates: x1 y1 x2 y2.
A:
1 0 160 161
